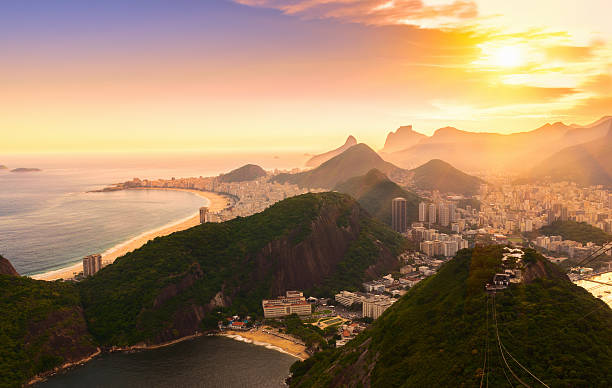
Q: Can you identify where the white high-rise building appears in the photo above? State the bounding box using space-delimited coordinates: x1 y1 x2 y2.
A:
83 254 102 277
428 204 437 225
438 204 450 227
419 202 428 223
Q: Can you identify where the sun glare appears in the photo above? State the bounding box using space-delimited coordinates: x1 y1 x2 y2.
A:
494 46 523 68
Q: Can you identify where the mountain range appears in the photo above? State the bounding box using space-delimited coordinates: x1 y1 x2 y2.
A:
380 116 612 172
279 143 482 195
0 193 406 386
290 246 612 387
305 135 357 168
524 122 612 187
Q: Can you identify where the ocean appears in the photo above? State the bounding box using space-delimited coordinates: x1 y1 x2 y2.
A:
0 151 309 276
0 168 210 276
35 336 296 388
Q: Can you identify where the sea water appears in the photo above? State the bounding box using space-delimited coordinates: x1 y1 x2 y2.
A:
36 336 296 388
0 168 209 276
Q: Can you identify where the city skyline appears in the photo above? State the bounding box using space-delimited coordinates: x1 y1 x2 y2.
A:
2 0 612 153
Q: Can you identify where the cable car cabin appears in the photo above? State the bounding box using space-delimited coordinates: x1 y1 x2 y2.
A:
485 273 511 292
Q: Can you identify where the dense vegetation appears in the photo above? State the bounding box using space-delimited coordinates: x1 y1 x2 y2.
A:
408 159 484 195
540 220 611 245
275 144 400 189
290 246 612 387
79 192 406 346
219 163 267 183
0 276 96 388
335 169 421 226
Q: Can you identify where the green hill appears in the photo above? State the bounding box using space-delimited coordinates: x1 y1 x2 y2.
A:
539 220 611 245
275 144 401 189
0 275 97 387
1 193 407 385
219 164 267 183
408 159 483 195
79 192 406 346
289 246 612 387
335 169 421 226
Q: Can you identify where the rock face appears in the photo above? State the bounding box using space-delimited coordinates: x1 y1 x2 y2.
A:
305 135 357 168
0 255 19 276
381 125 426 154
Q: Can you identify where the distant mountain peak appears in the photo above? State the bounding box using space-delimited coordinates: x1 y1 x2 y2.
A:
305 135 358 168
382 125 426 153
219 164 266 183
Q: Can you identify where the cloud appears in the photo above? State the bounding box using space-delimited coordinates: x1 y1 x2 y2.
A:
233 0 478 28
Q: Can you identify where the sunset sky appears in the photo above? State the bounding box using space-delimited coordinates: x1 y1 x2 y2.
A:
2 0 611 153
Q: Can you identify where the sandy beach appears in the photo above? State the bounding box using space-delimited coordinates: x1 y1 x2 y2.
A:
32 188 232 281
221 327 310 360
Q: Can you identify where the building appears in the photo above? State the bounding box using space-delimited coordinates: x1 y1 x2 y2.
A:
199 207 209 224
334 291 365 307
419 201 428 222
392 198 408 233
438 203 450 227
363 280 386 293
428 203 437 225
262 291 312 318
362 295 396 320
83 254 102 277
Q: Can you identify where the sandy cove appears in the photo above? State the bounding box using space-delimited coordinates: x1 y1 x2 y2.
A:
220 327 310 361
32 188 232 281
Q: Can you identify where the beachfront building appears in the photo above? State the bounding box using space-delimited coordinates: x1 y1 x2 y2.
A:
199 207 209 224
83 254 102 277
262 291 312 318
362 295 396 320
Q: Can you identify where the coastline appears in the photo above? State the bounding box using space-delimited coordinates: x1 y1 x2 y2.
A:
31 188 232 281
219 327 310 361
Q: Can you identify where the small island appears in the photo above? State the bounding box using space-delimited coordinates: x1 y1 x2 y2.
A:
10 168 41 173
0 165 7 170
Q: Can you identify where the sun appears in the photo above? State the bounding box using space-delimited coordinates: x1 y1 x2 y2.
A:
493 46 523 68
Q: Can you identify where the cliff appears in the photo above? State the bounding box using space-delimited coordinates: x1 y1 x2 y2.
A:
0 255 19 276
381 125 426 154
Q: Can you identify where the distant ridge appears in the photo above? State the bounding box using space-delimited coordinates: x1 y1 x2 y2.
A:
219 164 266 183
407 159 484 195
305 135 357 168
335 169 421 226
276 143 401 189
525 121 612 187
10 168 41 173
384 116 612 172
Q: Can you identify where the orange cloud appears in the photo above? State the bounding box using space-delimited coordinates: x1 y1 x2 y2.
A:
233 0 478 27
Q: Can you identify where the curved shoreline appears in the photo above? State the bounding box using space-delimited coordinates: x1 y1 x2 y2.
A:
31 188 232 281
